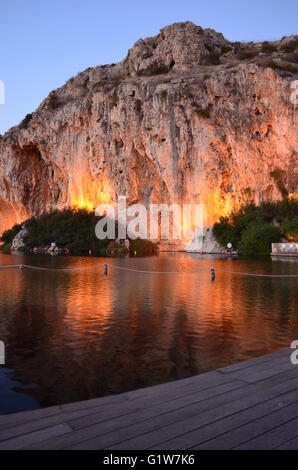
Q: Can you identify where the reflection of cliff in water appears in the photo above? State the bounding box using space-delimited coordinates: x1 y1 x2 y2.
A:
0 253 297 411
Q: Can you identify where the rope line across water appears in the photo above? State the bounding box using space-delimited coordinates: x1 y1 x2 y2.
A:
104 264 298 278
0 263 297 278
0 264 21 269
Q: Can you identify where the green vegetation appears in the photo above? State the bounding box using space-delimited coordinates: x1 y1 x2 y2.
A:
280 38 298 53
238 224 281 256
137 61 169 76
244 187 252 198
0 242 12 254
213 199 298 255
0 209 156 257
0 223 22 246
0 223 22 252
206 50 221 65
160 90 167 101
268 60 279 70
134 99 142 114
221 45 233 54
270 168 288 198
21 209 109 256
20 113 33 129
261 41 277 53
111 91 118 107
203 74 210 81
196 107 210 118
268 61 296 73
282 218 298 242
47 91 61 110
106 241 128 257
129 238 157 257
237 49 258 60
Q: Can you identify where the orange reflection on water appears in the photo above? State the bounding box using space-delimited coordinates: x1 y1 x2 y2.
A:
0 253 297 407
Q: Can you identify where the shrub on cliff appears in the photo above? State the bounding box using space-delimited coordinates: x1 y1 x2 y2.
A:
282 218 298 242
221 45 233 54
261 41 277 53
0 223 22 246
238 224 281 255
280 38 298 53
0 242 12 254
47 91 61 110
20 113 33 129
0 223 22 253
212 217 240 247
134 99 142 114
196 107 210 118
137 61 169 76
270 168 288 198
202 50 221 65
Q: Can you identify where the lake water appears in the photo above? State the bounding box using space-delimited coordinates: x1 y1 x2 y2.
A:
0 252 297 414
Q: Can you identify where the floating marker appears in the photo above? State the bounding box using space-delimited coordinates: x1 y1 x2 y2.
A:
0 340 4 365
19 264 23 271
211 267 215 280
104 264 108 275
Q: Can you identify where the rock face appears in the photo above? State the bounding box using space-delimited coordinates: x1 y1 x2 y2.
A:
0 22 297 236
185 227 226 254
11 225 27 251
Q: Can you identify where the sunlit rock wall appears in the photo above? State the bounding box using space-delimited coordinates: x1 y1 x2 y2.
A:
0 22 297 235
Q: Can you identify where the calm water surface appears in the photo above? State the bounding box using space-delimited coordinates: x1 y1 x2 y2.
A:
0 252 297 414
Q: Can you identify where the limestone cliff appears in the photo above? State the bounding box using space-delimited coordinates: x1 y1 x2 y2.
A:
0 22 297 235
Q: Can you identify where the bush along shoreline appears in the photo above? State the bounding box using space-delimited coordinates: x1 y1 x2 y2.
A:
212 199 298 256
0 209 157 258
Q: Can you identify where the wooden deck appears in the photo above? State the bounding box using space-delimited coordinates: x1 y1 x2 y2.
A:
0 348 298 450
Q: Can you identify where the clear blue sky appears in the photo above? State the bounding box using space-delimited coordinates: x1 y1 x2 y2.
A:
0 0 297 135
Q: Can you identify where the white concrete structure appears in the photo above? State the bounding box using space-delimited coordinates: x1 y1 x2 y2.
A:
185 227 225 254
272 243 298 256
11 225 27 251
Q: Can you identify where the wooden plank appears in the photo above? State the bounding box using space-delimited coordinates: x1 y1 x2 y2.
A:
276 435 298 450
150 387 298 449
0 407 100 442
28 366 298 450
235 416 298 450
0 424 72 450
217 348 290 374
0 406 61 429
67 378 244 430
58 370 231 415
25 379 246 450
195 398 298 449
101 376 298 450
217 356 294 383
0 348 296 450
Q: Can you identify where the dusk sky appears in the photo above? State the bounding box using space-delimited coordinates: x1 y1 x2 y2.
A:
0 0 297 135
